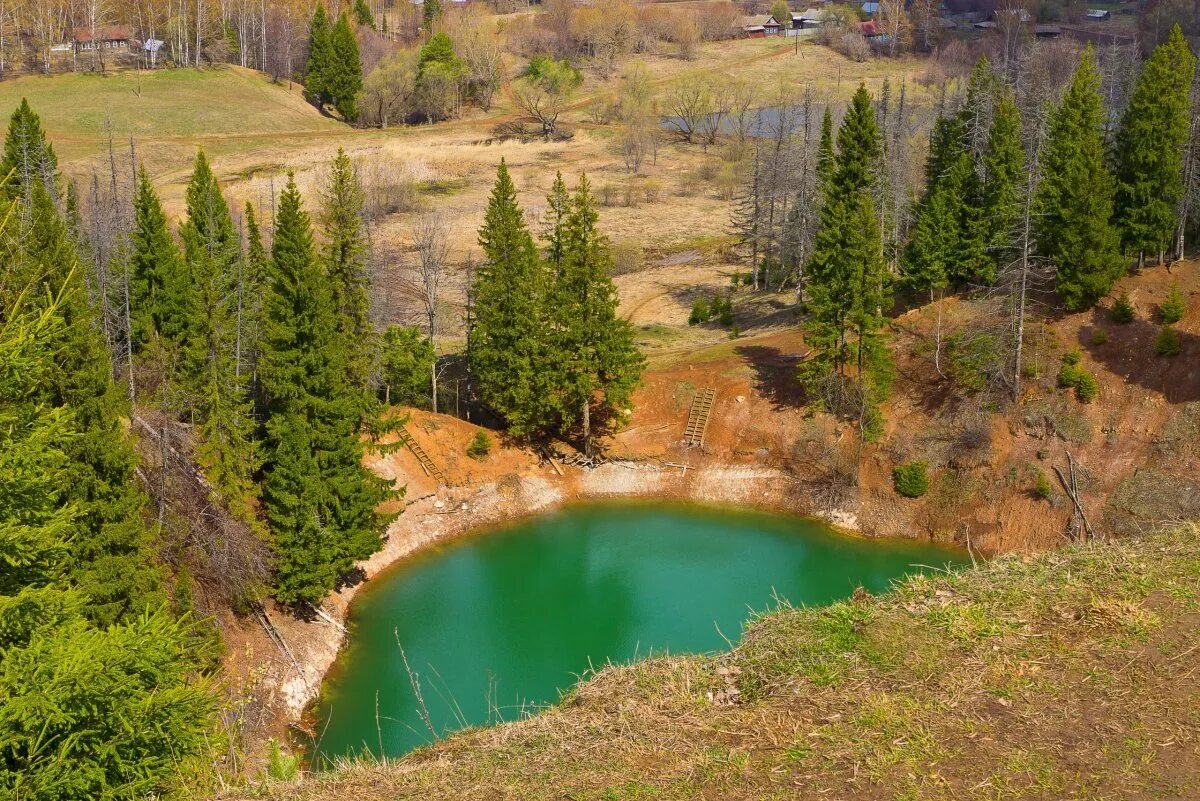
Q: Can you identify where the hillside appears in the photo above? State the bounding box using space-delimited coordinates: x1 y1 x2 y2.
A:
0 65 344 164
229 524 1200 800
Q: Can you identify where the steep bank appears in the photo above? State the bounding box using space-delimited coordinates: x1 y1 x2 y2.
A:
226 524 1200 799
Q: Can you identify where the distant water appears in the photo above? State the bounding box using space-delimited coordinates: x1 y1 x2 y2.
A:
310 502 965 764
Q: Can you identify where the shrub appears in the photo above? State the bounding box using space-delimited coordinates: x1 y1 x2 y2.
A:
611 241 644 275
599 183 620 207
467 430 492 460
1090 328 1108 346
893 461 930 498
641 178 663 203
1111 292 1135 323
688 297 711 325
266 739 300 781
1062 348 1082 367
1074 371 1099 403
1154 325 1181 357
1160 284 1186 324
1035 470 1052 500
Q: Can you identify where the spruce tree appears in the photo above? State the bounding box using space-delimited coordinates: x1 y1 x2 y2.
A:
0 98 57 199
1034 44 1124 311
305 6 333 107
815 106 835 190
179 151 260 521
129 168 191 349
242 201 270 398
979 86 1025 275
16 181 163 627
542 171 571 274
552 175 644 454
260 175 391 606
1113 24 1197 264
329 14 364 122
0 262 217 801
320 148 373 396
353 0 376 28
468 160 554 437
423 0 442 32
804 85 892 436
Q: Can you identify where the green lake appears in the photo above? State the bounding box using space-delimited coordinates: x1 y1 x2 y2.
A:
310 503 966 764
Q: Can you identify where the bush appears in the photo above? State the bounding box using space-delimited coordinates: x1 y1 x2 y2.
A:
1062 348 1082 367
641 178 663 203
467 430 492 460
1111 292 1135 323
1035 470 1052 500
611 241 644 275
1160 284 1186 324
1074 371 1099 403
688 297 711 325
1154 325 1181 357
893 461 930 498
266 739 300 781
1090 328 1108 346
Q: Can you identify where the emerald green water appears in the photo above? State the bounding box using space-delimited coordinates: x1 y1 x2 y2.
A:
311 503 965 764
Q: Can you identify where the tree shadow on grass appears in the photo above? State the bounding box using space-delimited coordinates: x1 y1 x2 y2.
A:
733 345 809 410
1076 314 1200 404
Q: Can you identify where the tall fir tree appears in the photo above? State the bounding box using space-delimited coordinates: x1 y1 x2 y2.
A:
320 148 374 396
468 160 555 437
1033 44 1124 311
542 171 571 275
1113 24 1197 264
14 180 164 627
179 151 260 521
0 253 217 800
0 98 57 199
353 0 376 28
804 86 892 437
978 86 1026 275
329 15 364 121
305 5 333 107
129 168 192 348
242 201 270 399
552 175 644 455
260 175 392 606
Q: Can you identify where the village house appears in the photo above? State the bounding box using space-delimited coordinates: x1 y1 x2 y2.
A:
741 14 784 37
73 26 132 53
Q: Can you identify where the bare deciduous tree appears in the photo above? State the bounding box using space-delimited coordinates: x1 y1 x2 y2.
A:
412 212 451 412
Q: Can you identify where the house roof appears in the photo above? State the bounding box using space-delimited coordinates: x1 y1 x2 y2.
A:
1086 8 1110 17
73 25 131 42
742 14 774 27
1033 23 1062 34
861 1 880 13
859 19 879 35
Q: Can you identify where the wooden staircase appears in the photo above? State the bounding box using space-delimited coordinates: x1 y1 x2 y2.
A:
683 388 716 447
397 424 446 484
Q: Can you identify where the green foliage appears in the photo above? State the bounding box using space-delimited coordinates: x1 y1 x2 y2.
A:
805 85 892 439
130 168 191 348
1154 325 1181 357
1111 292 1135 323
320 148 374 396
526 55 582 90
469 165 644 451
1034 45 1124 311
467 430 493 460
1090 328 1108 346
0 98 57 198
945 332 1001 393
418 32 462 75
304 6 333 105
380 325 435 407
423 0 442 30
1057 350 1098 403
1113 26 1196 259
688 297 711 325
893 461 930 498
266 739 301 781
329 15 364 121
1159 284 1186 324
1035 470 1052 500
0 190 217 801
353 0 375 29
260 175 395 606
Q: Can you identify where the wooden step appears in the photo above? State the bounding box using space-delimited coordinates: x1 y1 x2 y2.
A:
683 387 716 447
397 424 446 484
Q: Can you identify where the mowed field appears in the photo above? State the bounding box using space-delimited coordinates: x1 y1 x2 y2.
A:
0 40 936 339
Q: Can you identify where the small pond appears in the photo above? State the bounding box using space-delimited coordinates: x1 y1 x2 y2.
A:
310 502 965 764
